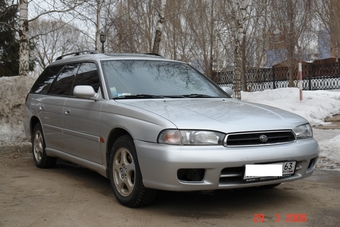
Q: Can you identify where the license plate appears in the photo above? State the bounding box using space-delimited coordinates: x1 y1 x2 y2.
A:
244 161 296 181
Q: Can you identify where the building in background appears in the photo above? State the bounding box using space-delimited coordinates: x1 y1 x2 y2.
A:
318 30 331 59
265 32 287 67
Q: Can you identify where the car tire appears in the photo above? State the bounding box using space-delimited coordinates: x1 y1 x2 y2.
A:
109 135 156 207
32 123 57 168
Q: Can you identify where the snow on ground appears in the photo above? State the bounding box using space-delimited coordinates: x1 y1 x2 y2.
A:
241 88 340 126
314 129 340 171
0 76 339 171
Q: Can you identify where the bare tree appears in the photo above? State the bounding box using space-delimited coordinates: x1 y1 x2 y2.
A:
267 0 312 87
152 0 166 54
18 0 28 76
17 0 85 76
218 0 249 99
29 19 87 71
244 1 275 91
183 0 219 79
107 0 159 53
106 0 134 52
162 0 194 61
231 0 247 99
70 0 119 52
314 0 340 62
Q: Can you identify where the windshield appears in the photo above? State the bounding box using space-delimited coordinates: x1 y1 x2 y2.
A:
101 60 229 99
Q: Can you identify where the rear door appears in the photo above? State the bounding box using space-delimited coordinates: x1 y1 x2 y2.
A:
43 64 79 152
29 65 65 151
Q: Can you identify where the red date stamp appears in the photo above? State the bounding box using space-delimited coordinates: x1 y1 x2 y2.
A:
254 214 307 223
254 214 265 222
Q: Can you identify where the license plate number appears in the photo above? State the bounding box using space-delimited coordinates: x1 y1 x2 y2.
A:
282 161 296 175
244 161 296 181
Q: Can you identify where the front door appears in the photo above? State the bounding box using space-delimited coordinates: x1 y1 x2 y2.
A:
62 62 103 164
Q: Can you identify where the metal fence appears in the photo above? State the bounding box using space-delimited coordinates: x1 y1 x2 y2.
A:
214 62 340 91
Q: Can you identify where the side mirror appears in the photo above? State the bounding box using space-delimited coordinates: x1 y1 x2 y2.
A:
73 85 100 100
222 87 233 96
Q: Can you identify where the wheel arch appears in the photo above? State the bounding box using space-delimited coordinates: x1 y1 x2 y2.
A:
106 128 133 176
30 116 41 137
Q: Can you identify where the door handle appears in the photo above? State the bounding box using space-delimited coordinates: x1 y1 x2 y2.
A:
64 109 70 115
39 106 44 111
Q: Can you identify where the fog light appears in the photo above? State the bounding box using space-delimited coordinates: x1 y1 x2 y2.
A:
177 169 205 182
308 157 318 170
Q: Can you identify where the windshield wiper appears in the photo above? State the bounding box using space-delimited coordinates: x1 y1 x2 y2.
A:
183 94 213 98
162 95 185 98
114 94 213 99
115 94 165 99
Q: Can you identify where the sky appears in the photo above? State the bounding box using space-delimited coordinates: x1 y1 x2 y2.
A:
1 76 339 171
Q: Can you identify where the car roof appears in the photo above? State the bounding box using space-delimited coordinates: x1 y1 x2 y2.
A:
49 51 174 66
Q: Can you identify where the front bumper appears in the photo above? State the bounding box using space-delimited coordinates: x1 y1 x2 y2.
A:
136 138 319 191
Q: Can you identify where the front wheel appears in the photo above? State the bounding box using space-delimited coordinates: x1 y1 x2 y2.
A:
32 123 57 168
109 135 156 207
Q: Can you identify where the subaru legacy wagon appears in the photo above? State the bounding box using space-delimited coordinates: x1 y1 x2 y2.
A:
24 51 319 207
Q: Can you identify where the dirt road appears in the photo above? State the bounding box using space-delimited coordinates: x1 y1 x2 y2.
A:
1 152 339 227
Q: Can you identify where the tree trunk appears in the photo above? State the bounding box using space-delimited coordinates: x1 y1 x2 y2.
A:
232 0 246 100
234 37 242 100
152 0 166 54
19 0 29 76
287 0 295 87
208 0 215 80
241 30 247 91
95 0 101 52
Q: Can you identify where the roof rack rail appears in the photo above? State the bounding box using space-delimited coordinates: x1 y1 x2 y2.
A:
55 50 98 61
143 53 164 58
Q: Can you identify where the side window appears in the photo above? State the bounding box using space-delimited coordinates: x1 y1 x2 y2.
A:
73 62 101 93
49 64 79 96
30 65 64 94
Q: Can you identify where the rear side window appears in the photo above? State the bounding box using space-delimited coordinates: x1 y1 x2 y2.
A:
73 62 101 93
30 65 64 94
49 64 80 96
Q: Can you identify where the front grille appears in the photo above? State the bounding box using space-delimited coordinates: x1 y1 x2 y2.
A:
224 130 295 147
220 167 245 184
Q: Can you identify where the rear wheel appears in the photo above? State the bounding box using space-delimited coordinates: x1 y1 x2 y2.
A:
32 123 57 168
109 135 156 207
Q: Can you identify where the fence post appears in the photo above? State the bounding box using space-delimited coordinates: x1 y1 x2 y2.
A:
308 64 312 90
272 68 276 89
298 60 303 101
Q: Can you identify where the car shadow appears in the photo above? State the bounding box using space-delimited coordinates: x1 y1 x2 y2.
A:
53 158 304 215
150 186 300 215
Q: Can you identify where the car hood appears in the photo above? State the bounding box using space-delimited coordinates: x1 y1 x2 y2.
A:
117 98 308 132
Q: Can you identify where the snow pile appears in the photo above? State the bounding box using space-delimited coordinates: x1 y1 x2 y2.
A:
242 88 340 126
0 75 38 145
314 129 340 170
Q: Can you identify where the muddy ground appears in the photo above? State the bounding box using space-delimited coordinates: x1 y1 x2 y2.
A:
1 152 340 227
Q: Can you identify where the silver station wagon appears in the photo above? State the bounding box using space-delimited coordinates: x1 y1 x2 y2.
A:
24 51 319 207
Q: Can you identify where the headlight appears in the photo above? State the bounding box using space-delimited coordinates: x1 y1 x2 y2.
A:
158 130 225 145
293 124 313 139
